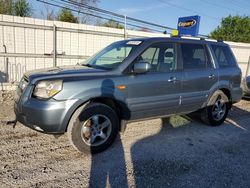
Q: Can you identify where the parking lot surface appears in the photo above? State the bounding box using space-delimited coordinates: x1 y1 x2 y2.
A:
0 93 250 188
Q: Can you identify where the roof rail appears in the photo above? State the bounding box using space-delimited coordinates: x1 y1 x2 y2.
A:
180 36 200 40
217 39 224 42
177 35 223 42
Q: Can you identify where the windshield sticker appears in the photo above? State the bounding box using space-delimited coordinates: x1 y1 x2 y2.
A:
127 41 142 45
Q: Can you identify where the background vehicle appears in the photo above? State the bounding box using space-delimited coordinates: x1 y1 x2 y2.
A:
14 37 242 153
242 76 250 97
241 57 250 98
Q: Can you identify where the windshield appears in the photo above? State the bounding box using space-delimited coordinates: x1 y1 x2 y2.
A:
82 40 143 69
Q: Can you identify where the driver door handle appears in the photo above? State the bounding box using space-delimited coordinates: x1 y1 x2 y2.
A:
168 76 178 83
208 74 215 79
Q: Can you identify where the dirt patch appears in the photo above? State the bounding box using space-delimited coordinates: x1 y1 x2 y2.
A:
1 93 250 187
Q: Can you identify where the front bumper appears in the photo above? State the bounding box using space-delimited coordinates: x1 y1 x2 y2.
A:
14 85 81 134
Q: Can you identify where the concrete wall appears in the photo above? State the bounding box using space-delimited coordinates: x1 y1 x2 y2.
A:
0 14 249 83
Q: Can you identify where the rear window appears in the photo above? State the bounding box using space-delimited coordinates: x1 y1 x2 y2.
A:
181 43 212 70
211 45 237 68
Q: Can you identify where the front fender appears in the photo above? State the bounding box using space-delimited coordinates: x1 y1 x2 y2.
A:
57 87 129 132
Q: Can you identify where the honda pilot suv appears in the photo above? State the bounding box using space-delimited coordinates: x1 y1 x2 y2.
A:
14 37 242 153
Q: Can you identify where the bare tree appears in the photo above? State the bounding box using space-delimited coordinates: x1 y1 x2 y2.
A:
40 0 56 20
71 0 99 24
40 0 99 23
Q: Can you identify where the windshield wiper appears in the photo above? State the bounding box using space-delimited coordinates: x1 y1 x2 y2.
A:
82 63 93 68
81 63 111 70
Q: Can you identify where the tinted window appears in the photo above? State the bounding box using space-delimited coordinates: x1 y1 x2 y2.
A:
181 43 212 70
137 43 176 72
211 45 236 68
140 47 159 66
160 45 176 72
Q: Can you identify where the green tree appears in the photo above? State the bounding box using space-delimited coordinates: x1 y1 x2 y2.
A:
101 19 124 29
210 15 250 43
0 0 32 17
0 0 13 15
14 0 32 17
57 8 78 23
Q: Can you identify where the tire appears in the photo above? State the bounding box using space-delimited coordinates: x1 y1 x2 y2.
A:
67 102 119 154
201 90 230 126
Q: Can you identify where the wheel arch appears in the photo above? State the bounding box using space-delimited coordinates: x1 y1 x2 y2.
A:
64 96 130 132
90 97 128 120
218 87 232 108
204 87 232 109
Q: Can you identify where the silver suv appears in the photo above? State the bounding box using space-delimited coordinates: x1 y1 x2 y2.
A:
14 37 242 153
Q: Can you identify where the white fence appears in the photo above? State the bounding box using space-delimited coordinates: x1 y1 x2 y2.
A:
0 14 249 83
0 14 167 82
226 41 250 76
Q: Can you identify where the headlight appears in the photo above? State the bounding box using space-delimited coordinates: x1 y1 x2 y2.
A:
33 80 63 99
19 77 28 90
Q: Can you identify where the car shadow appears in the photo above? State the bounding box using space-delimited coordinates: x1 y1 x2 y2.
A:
88 79 129 188
88 78 250 187
130 105 250 187
88 134 128 188
226 102 250 131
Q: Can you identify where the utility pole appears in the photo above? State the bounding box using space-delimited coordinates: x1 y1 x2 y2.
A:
53 25 57 67
124 15 127 39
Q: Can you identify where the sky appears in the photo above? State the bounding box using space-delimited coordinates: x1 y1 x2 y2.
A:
31 0 250 35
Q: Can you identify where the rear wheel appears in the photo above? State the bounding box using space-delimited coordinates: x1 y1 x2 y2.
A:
201 90 230 126
67 103 119 154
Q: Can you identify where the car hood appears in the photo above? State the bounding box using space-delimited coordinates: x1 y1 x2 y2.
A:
25 65 107 82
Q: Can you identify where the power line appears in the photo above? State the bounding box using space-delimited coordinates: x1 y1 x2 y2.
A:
39 0 172 32
60 0 175 31
37 0 165 33
197 0 234 12
199 0 250 13
158 0 220 21
225 0 250 12
37 0 213 37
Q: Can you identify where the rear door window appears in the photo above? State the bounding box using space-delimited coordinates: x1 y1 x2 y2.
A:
211 45 237 68
181 43 212 70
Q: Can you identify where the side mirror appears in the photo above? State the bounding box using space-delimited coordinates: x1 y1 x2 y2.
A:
133 61 151 74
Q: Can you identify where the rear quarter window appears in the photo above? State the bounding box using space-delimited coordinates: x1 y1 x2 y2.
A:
211 45 237 68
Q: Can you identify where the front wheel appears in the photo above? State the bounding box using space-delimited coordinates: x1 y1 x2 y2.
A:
201 90 230 126
67 103 119 154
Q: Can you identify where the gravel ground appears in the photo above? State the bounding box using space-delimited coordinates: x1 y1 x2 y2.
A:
0 92 250 188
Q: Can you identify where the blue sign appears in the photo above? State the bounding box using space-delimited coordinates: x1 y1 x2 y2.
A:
177 15 200 37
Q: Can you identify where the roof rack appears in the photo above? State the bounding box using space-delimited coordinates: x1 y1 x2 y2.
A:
177 35 223 42
217 39 224 42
